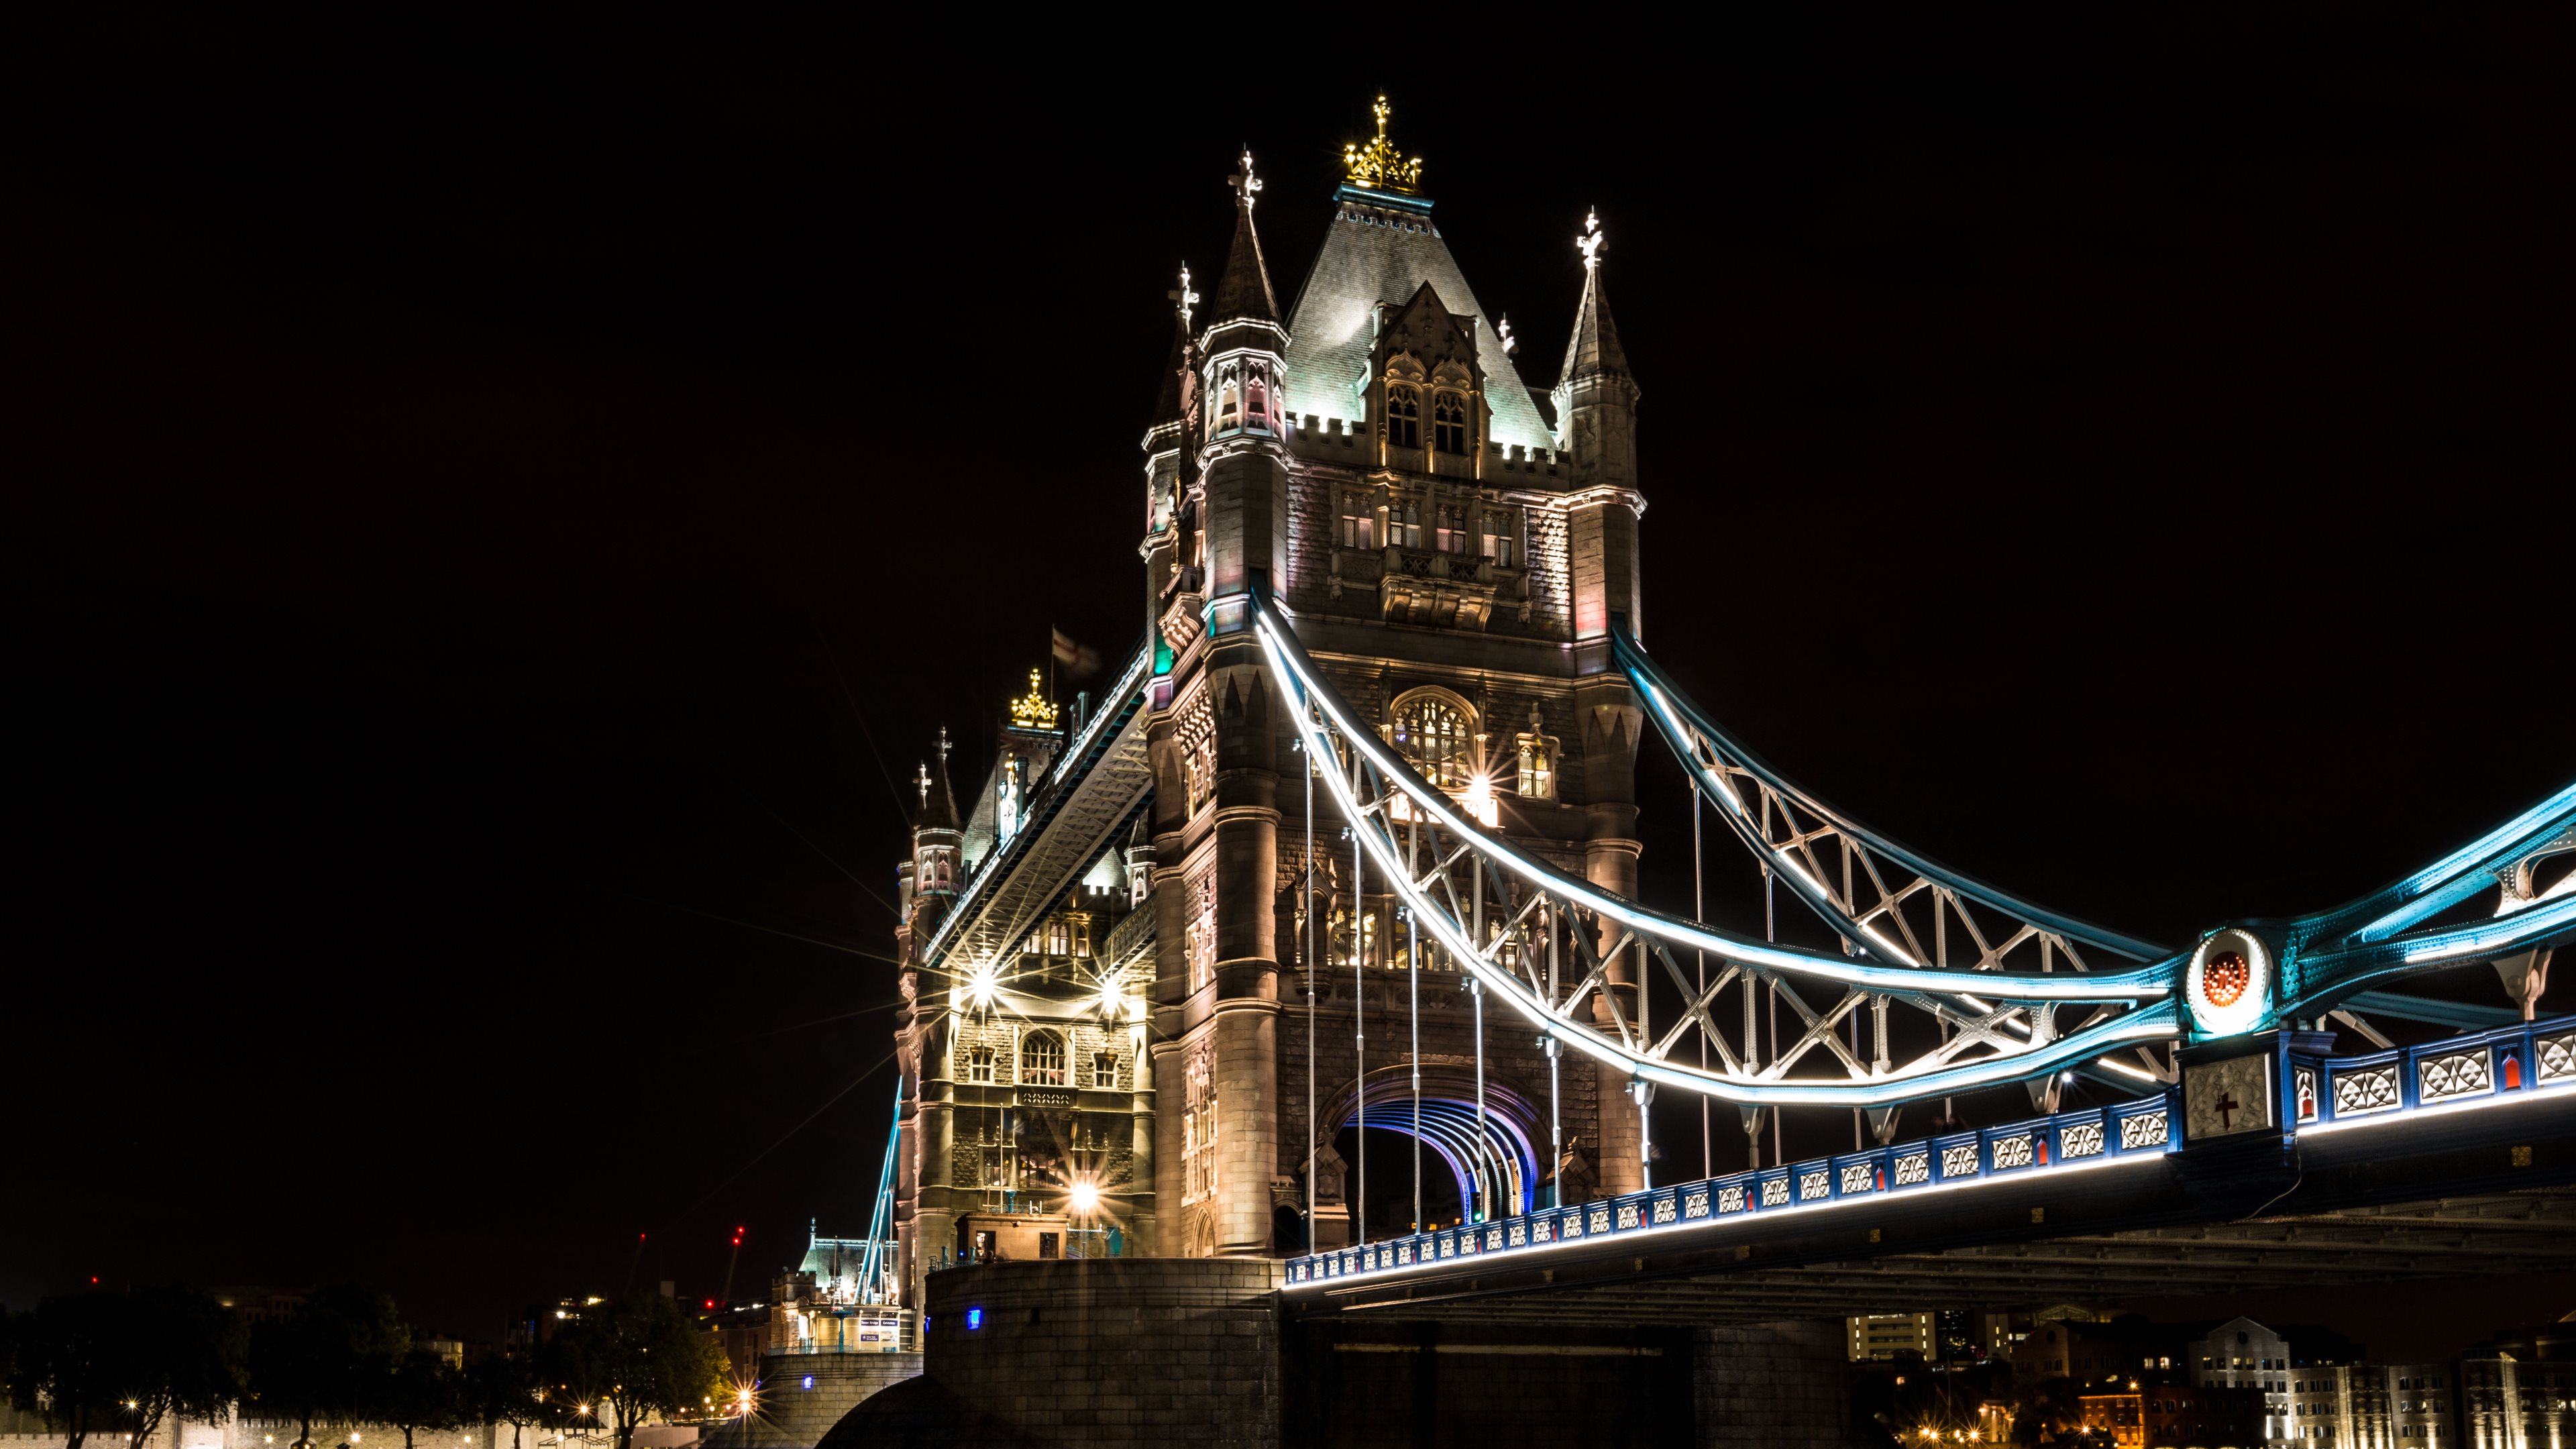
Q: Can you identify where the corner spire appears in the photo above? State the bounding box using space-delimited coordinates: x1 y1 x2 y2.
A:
1150 263 1195 427
914 727 960 833
1208 149 1279 326
1558 209 1632 388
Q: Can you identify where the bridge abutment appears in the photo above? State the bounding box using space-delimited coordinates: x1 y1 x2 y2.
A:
833 1258 1851 1448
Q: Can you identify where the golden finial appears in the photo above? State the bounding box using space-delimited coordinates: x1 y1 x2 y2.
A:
1342 95 1425 195
1008 668 1060 731
1576 209 1605 270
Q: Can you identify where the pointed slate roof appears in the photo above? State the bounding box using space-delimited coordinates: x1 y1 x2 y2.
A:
1557 262 1632 388
1208 192 1279 325
1148 316 1189 427
1283 192 1554 451
916 739 961 835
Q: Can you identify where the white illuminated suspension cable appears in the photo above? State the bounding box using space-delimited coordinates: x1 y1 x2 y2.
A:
1256 610 2183 1109
1304 735 1316 1248
1353 800 1366 1246
1411 897 1432 1222
1694 782 1709 1179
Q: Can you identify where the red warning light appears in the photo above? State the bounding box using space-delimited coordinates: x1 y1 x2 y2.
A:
90 1276 100 1285
704 1299 716 1310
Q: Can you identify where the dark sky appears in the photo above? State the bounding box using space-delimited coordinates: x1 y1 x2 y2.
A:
5 14 2569 1360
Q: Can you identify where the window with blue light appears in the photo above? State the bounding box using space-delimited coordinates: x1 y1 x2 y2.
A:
965 1306 984 1331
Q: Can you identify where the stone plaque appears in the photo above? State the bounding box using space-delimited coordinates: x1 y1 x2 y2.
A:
2183 1053 2275 1140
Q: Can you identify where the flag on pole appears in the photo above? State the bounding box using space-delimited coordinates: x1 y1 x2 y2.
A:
1051 628 1103 680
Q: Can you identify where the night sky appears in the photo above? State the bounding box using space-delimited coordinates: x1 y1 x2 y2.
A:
6 15 2569 1360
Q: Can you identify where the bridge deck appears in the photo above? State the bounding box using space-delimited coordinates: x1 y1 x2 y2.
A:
1291 1023 2576 1326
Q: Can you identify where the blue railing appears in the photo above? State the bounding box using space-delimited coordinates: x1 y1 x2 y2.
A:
1287 1093 2177 1285
1286 1010 2576 1288
2291 1016 2576 1128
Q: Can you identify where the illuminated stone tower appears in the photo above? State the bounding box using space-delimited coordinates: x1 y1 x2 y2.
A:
1142 99 1651 1256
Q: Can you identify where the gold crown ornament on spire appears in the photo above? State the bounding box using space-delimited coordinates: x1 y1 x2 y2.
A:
1342 95 1425 195
1008 668 1060 731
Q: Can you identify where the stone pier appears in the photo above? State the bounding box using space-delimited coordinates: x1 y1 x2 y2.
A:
820 1258 1850 1448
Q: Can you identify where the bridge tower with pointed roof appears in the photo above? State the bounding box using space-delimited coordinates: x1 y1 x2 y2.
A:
1141 99 1652 1259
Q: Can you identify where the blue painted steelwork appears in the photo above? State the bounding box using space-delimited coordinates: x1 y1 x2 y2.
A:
2337 990 2520 1032
1285 1011 2576 1290
2288 1014 2576 1129
1613 625 2167 967
1287 1088 2180 1288
854 1077 903 1305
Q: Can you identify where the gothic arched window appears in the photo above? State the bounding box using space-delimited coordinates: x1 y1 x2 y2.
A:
1390 692 1474 790
1386 385 1420 449
1245 377 1270 432
1433 394 1466 453
1019 1030 1067 1087
967 1046 996 1083
1218 376 1240 432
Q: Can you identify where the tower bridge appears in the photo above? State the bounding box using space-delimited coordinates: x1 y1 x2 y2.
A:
843 99 2575 1446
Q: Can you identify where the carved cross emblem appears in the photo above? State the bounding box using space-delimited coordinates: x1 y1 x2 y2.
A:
1170 262 1198 330
1576 209 1605 269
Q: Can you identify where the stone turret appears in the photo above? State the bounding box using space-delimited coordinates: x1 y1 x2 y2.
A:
1558 210 1650 1198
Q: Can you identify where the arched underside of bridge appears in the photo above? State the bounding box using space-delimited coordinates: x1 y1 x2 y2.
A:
1291 1087 2576 1328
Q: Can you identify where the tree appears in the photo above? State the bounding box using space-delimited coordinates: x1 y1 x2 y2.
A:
248 1287 408 1449
5 1288 242 1449
466 1354 543 1449
374 1353 463 1449
547 1298 722 1449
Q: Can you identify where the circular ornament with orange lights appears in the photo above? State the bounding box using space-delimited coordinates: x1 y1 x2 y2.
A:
2185 927 2272 1038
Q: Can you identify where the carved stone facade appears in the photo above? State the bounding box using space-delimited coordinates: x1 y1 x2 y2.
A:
891 109 1647 1293
1136 107 1649 1257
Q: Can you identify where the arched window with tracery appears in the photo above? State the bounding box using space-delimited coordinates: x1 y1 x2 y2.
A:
1433 394 1466 453
1245 377 1271 432
1019 1030 1067 1087
1217 376 1240 432
1386 385 1420 449
1390 692 1474 790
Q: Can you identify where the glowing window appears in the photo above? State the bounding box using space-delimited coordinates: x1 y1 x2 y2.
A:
1517 737 1554 800
1338 496 1377 549
1436 504 1467 553
1480 511 1515 566
1391 694 1473 789
1019 1031 1067 1087
1393 500 1422 549
1330 907 1379 967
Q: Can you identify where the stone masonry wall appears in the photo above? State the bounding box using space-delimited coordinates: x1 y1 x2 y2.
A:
897 1258 1285 1448
1691 1320 1851 1448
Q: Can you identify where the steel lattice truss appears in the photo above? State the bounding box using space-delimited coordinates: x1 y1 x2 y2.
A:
1615 628 2167 979
1254 590 2576 1112
1255 598 2178 1113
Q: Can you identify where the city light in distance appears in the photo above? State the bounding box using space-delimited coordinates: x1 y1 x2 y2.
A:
1069 1181 1099 1214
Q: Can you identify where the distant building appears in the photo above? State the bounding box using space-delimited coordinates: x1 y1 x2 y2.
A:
209 1286 309 1326
1848 1312 1934 1362
2187 1318 2293 1441
2011 1313 2184 1392
2080 1385 2267 1448
2457 1354 2573 1448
